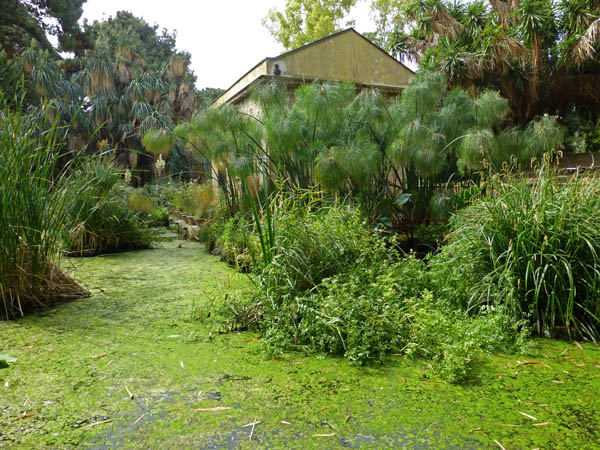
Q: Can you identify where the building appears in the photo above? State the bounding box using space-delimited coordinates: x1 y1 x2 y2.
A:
212 28 414 114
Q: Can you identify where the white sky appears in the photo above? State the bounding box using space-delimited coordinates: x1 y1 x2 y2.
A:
82 0 375 90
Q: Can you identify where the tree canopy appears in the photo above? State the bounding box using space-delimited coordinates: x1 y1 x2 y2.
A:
382 0 600 122
84 11 191 74
0 0 91 56
264 0 359 50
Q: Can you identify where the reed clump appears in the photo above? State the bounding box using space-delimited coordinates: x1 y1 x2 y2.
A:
0 98 88 318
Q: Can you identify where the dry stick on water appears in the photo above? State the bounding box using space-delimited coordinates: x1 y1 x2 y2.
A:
11 413 35 422
133 413 146 425
494 439 507 450
249 417 258 440
518 411 538 421
242 420 262 428
82 419 113 429
194 407 231 412
124 386 134 399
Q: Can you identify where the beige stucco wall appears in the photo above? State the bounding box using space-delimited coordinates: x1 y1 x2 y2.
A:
237 98 262 117
212 60 268 107
267 30 412 88
212 30 413 109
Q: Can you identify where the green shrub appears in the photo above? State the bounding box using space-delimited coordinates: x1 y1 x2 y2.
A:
171 180 217 218
128 190 154 214
212 217 253 269
147 207 169 227
234 248 528 381
222 188 535 381
261 256 428 364
126 189 169 227
259 195 385 295
431 167 600 340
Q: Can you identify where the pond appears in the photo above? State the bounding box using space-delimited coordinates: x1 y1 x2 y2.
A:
1 234 599 449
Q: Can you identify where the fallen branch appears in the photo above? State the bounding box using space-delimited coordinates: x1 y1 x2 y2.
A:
242 420 262 428
518 411 538 421
494 439 506 450
249 417 258 440
124 386 134 399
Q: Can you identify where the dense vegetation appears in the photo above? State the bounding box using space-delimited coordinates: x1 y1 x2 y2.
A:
168 72 564 233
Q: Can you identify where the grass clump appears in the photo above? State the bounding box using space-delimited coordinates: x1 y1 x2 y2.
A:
431 166 600 341
65 159 154 256
0 99 88 318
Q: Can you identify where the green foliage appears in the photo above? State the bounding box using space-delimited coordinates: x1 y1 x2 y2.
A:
142 128 176 157
85 11 187 73
0 52 26 106
0 0 91 56
430 166 600 341
147 207 169 227
171 180 218 218
227 196 529 381
382 0 600 122
8 11 200 183
258 193 383 295
212 217 253 269
180 74 566 232
198 87 225 109
263 0 359 50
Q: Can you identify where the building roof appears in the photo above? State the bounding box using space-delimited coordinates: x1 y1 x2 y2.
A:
212 28 414 107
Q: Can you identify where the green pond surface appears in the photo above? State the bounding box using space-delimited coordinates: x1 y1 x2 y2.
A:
1 235 600 449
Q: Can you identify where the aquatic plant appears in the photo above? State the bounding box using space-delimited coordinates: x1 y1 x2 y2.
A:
0 98 88 318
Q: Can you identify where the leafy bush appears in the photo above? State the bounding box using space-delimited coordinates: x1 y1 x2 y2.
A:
231 244 528 381
147 207 169 227
431 167 600 340
127 190 154 214
0 100 88 318
257 193 384 294
260 256 428 364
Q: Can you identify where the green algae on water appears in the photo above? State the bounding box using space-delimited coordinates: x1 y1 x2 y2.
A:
1 236 600 449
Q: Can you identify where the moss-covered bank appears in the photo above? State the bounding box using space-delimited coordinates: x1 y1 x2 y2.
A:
1 236 600 449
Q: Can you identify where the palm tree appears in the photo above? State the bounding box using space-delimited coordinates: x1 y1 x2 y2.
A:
388 0 600 122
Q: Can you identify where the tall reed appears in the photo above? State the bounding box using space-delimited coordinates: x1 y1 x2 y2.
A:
0 99 88 318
